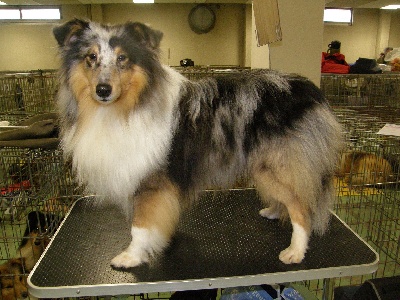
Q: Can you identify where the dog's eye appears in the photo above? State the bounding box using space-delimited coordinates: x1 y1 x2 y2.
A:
117 54 127 62
88 53 97 61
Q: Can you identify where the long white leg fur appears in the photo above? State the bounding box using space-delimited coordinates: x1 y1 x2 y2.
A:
279 222 309 264
111 226 168 268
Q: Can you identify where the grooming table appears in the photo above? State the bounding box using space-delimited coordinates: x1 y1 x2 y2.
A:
28 189 378 298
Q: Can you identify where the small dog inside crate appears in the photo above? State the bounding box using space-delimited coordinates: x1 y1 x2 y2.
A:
338 151 393 186
0 258 28 300
0 212 56 300
16 211 55 271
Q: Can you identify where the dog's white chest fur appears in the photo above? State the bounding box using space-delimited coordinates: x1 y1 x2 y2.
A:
63 68 183 206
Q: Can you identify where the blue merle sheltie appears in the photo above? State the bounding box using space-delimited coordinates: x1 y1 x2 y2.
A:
53 19 343 268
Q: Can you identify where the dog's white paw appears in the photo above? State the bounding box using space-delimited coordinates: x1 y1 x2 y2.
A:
279 223 309 264
259 207 280 219
110 226 168 269
111 251 148 268
279 246 305 264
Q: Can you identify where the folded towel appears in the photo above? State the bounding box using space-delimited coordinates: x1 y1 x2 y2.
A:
18 112 59 126
0 138 59 149
0 113 59 149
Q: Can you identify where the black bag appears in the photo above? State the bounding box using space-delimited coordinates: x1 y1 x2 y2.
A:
349 58 382 74
180 58 194 67
352 276 400 300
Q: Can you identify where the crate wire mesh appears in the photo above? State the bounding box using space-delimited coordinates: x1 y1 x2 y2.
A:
1 70 400 300
0 70 78 300
0 147 79 300
303 76 400 299
336 108 400 275
321 73 400 108
0 70 58 116
175 66 250 81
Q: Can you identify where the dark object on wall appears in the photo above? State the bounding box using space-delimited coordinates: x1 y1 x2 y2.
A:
350 58 382 74
180 58 194 67
188 4 216 34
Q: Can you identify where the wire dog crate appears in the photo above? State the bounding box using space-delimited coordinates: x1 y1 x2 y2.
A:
321 73 400 108
175 66 250 80
0 147 79 300
0 70 77 300
1 70 400 300
0 70 58 116
305 75 400 299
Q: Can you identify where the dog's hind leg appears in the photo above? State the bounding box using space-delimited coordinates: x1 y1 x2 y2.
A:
253 162 312 264
259 201 284 220
111 174 181 268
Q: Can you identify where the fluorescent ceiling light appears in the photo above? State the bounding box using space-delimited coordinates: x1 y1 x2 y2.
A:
0 1 7 5
0 9 20 19
324 8 352 23
324 8 352 24
381 5 400 9
133 0 154 3
21 8 60 19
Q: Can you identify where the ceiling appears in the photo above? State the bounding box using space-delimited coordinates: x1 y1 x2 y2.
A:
1 0 400 7
325 0 400 8
1 0 250 4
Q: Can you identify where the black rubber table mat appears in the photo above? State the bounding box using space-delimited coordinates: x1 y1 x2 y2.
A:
28 189 378 298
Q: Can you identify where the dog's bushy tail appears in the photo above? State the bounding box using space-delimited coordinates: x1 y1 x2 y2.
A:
307 104 343 235
313 172 336 235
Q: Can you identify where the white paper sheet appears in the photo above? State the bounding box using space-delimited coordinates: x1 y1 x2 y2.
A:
377 124 400 137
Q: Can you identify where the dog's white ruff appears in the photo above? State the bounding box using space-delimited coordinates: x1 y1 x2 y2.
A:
63 67 184 209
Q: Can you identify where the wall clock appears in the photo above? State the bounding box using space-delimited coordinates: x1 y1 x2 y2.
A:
188 4 216 34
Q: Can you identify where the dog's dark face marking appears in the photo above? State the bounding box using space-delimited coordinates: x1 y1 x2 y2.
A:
53 19 165 115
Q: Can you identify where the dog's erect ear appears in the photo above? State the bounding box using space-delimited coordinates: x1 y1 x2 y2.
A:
53 18 90 47
125 22 163 50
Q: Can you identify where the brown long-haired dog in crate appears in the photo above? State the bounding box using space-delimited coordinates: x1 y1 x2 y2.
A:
0 212 53 300
0 258 28 300
53 19 343 268
338 151 393 186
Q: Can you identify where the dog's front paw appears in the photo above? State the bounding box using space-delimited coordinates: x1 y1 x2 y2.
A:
110 251 148 268
279 246 305 264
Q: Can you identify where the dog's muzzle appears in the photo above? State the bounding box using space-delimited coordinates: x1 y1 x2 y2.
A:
96 84 112 100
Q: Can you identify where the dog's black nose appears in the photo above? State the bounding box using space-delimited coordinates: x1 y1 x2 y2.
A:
21 291 29 298
96 84 112 99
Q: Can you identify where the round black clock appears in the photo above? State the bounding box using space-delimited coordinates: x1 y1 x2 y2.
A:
188 4 216 34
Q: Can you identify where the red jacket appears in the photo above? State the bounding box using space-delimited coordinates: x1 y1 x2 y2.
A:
321 52 350 74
